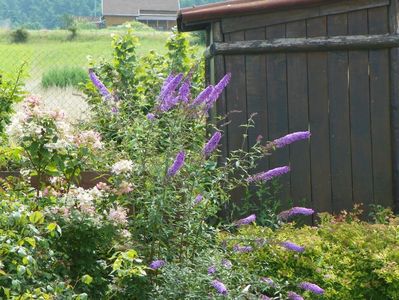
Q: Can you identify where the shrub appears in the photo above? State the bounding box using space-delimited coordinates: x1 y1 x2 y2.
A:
83 28 203 144
41 66 88 89
10 28 29 43
218 210 399 299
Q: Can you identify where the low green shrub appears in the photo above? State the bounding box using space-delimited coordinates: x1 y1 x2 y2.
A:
219 210 399 299
41 66 88 89
10 28 29 43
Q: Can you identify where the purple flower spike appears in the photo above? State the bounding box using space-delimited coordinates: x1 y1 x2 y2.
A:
233 245 253 253
167 151 185 177
191 85 213 106
278 207 315 220
160 74 174 94
147 113 156 121
194 194 203 205
160 94 180 112
261 277 275 288
299 282 324 295
235 214 256 226
159 73 183 100
89 69 111 99
247 166 290 183
221 259 232 269
211 279 228 295
149 259 165 270
281 241 305 253
206 73 232 109
203 131 222 157
178 79 191 103
287 291 304 300
273 131 311 148
208 265 216 274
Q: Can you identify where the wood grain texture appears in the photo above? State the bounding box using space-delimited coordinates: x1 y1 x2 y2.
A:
327 13 353 213
286 20 311 208
265 24 291 207
348 10 374 211
307 16 332 213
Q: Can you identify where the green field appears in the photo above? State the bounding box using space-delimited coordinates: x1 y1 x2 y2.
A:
0 26 171 119
0 27 170 76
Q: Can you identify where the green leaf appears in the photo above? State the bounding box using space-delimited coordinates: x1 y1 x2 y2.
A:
24 237 36 248
29 211 44 224
47 222 57 232
82 274 93 285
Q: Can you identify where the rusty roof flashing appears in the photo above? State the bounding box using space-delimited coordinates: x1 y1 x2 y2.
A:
178 0 342 32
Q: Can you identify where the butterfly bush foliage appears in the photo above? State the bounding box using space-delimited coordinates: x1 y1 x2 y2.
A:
85 60 316 298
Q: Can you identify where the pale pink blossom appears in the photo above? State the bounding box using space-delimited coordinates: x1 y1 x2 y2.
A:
108 206 128 225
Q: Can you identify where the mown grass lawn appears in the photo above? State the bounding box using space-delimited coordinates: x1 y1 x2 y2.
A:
0 28 170 76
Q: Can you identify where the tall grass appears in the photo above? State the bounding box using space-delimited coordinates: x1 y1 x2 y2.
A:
41 66 88 89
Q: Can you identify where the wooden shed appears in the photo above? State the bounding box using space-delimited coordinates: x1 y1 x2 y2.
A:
178 0 399 213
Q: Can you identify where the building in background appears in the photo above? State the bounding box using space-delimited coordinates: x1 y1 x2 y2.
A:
102 0 179 30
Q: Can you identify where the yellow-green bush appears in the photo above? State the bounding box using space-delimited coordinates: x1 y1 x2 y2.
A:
221 212 399 299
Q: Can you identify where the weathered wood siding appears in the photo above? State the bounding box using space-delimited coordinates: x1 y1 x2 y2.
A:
208 1 397 213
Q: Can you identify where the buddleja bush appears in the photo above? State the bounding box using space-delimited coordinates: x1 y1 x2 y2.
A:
87 63 313 298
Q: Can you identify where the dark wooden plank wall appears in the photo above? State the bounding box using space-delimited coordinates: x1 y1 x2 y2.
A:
213 5 394 213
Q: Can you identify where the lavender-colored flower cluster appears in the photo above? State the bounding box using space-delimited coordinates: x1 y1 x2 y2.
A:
167 151 185 177
247 166 290 183
191 85 213 107
89 69 112 99
235 214 256 226
299 282 324 295
159 73 184 112
191 73 231 109
146 113 156 121
178 79 191 103
205 73 232 109
287 291 304 300
221 259 232 269
233 245 253 253
203 131 222 157
261 277 275 288
280 241 305 253
273 131 311 148
278 207 315 220
194 194 203 205
149 259 165 270
211 279 228 295
208 265 216 274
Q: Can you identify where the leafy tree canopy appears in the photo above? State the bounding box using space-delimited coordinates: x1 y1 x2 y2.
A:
0 0 101 29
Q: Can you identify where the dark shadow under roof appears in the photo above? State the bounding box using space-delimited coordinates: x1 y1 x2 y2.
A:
178 0 344 31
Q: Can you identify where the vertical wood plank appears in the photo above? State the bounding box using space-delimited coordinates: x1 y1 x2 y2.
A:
348 10 374 212
286 20 311 208
225 30 248 152
266 23 290 207
212 22 228 163
368 7 394 209
307 16 332 213
224 31 248 209
327 13 353 213
389 0 399 212
245 28 268 171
